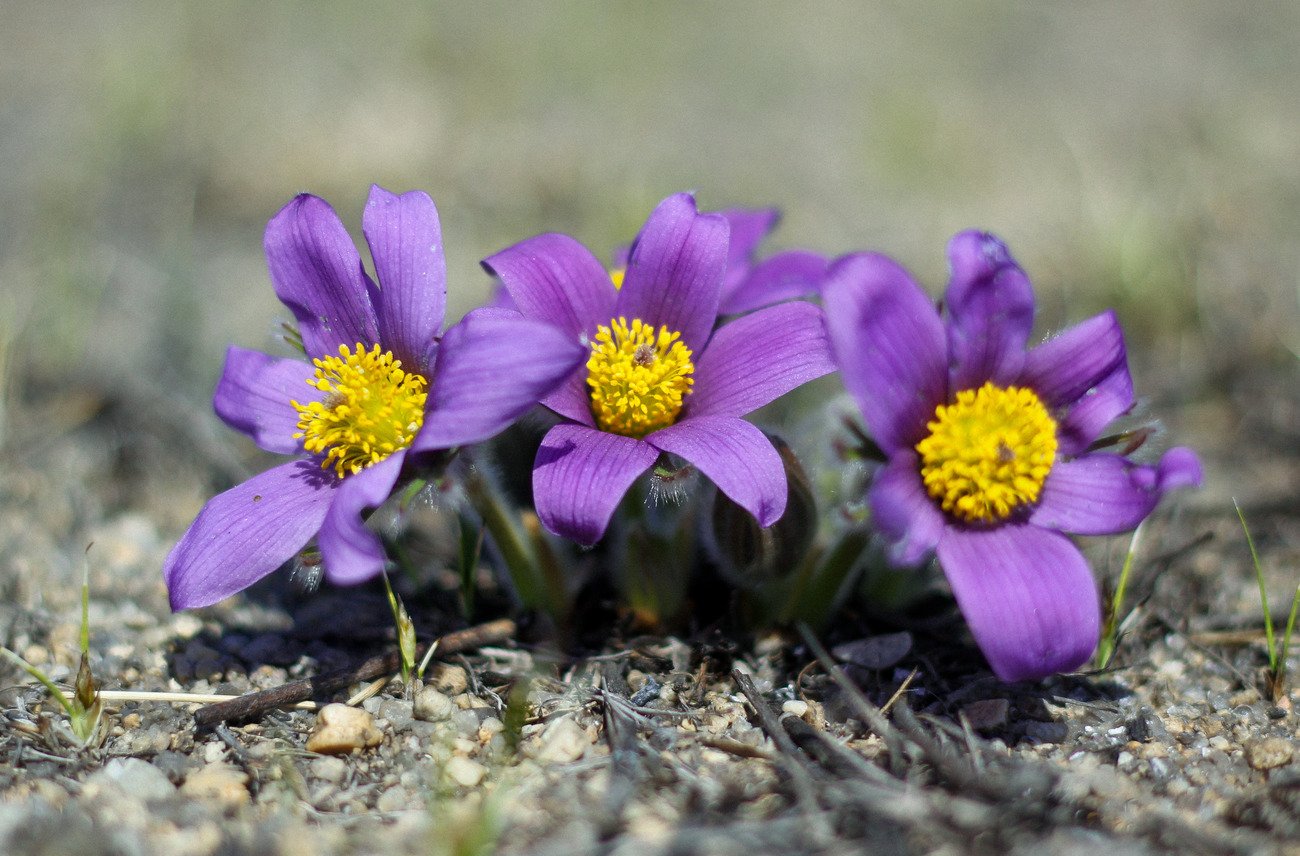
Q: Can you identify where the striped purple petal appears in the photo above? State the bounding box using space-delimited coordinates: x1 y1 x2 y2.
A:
937 524 1100 682
164 460 337 609
362 185 446 373
213 347 315 455
264 194 378 359
944 230 1035 391
647 415 787 527
533 423 659 546
616 192 728 353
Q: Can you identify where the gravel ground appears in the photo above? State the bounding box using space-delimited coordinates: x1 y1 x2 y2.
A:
0 356 1297 856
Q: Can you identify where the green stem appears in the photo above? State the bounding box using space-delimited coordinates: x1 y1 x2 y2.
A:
1236 499 1276 671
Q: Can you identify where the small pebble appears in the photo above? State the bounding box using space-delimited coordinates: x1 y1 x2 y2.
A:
83 758 174 804
310 756 348 783
181 762 250 811
376 785 410 812
1245 736 1294 770
414 685 454 722
306 703 384 754
378 698 415 732
430 664 469 695
535 716 588 764
444 756 487 788
960 699 1010 730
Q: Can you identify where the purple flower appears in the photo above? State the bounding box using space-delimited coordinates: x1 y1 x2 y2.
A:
483 192 837 546
823 231 1202 681
165 186 584 609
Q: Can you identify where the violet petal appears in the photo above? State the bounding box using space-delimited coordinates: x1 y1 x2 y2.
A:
936 524 1100 682
717 206 778 297
482 233 615 341
687 301 836 419
945 230 1035 390
533 423 658 546
868 451 946 566
1021 310 1133 455
617 192 728 353
164 460 336 610
362 186 446 373
647 415 787 527
822 252 948 454
412 309 586 451
721 250 828 316
264 194 379 359
213 346 314 455
316 452 406 586
1031 447 1203 535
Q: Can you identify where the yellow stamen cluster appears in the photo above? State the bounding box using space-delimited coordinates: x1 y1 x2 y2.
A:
586 317 694 437
916 382 1058 523
292 343 428 479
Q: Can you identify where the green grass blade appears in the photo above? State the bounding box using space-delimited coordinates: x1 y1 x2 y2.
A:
1235 499 1276 670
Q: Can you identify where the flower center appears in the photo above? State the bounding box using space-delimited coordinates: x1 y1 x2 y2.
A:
586 317 694 437
292 343 428 479
915 382 1057 523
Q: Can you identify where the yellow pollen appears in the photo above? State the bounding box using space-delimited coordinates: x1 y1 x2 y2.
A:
915 382 1058 523
587 316 694 437
610 267 626 290
292 343 428 479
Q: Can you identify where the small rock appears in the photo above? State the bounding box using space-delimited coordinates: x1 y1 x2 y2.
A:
306 703 384 754
960 699 1010 731
536 716 589 764
1246 736 1294 771
310 756 348 783
84 758 174 803
376 785 410 812
781 700 809 718
414 685 454 722
378 698 415 732
444 756 487 788
1023 721 1068 743
430 664 469 695
181 761 250 811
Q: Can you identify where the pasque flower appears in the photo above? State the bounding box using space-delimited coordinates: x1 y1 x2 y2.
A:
165 186 584 609
483 192 837 546
823 231 1202 681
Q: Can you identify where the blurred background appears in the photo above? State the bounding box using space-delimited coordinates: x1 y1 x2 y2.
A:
0 1 1296 606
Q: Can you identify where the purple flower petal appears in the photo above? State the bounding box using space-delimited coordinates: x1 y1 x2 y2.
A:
937 524 1100 681
647 415 787 527
1021 310 1133 454
264 194 379 359
362 186 446 373
213 346 315 455
164 460 337 610
482 233 615 341
540 371 596 427
687 301 836 419
719 207 778 282
533 423 658 545
822 252 948 454
616 193 728 353
868 451 946 566
945 230 1035 391
1031 447 1203 535
721 250 828 316
411 310 586 451
316 452 406 585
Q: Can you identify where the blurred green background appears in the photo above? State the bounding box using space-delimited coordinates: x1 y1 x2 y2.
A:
2 0 1297 422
